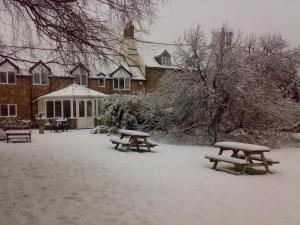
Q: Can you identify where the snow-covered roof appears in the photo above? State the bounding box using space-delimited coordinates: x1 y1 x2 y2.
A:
37 84 107 100
136 40 179 69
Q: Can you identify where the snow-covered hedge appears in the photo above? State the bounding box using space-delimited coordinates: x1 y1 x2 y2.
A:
98 94 166 131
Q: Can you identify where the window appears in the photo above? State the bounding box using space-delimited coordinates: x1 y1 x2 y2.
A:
63 100 71 118
75 73 87 86
0 71 16 84
87 101 92 117
33 72 49 85
73 100 77 118
98 77 105 87
79 101 85 117
161 56 171 66
0 104 17 117
46 101 54 118
55 101 62 117
113 78 130 90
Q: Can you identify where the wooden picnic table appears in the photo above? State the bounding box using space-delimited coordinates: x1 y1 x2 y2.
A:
205 142 279 175
110 129 157 152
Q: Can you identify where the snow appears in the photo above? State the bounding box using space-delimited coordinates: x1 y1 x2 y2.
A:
215 142 270 151
136 40 179 69
37 84 108 100
118 129 150 137
0 130 299 225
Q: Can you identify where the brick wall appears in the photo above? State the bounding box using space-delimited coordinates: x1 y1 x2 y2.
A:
145 67 167 92
0 75 32 120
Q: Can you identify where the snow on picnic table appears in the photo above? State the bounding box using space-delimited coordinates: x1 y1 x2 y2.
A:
0 130 299 225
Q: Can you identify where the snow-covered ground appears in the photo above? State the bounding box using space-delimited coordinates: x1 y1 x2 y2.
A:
0 130 299 225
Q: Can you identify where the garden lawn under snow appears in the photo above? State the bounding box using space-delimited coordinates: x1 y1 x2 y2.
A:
0 130 299 225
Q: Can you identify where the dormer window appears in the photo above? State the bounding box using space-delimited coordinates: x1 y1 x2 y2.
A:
161 56 171 66
75 72 87 86
98 77 105 87
33 71 49 85
155 50 172 66
30 61 51 85
111 66 131 90
0 59 19 85
70 64 89 86
97 73 106 87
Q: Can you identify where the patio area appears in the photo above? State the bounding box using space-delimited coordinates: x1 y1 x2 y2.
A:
0 130 299 225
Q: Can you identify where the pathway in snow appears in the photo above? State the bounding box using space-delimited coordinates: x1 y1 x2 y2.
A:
0 130 299 225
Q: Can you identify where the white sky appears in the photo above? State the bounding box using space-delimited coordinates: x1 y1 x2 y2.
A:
140 0 300 46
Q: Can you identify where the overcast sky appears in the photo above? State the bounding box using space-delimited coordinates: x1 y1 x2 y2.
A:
141 0 300 46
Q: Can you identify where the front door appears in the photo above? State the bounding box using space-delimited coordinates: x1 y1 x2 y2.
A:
76 100 95 129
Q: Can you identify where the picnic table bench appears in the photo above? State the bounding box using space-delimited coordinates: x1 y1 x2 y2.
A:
205 142 279 175
110 129 157 152
6 131 32 143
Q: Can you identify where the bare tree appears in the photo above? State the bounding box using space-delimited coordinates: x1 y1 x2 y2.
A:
157 24 300 146
0 0 163 64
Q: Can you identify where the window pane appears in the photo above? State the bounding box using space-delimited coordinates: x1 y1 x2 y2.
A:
0 72 7 83
46 102 54 118
63 100 71 117
79 101 85 117
119 78 124 89
114 78 119 89
125 78 130 89
98 78 105 87
94 100 97 117
87 101 92 117
79 101 84 117
73 100 77 118
9 105 16 116
41 73 48 84
33 73 40 84
81 74 87 86
75 74 81 85
55 101 62 117
0 105 8 116
8 72 16 84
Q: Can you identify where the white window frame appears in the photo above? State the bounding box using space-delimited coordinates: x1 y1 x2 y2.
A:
33 71 49 85
161 56 170 66
0 71 16 85
0 104 17 117
98 77 105 87
113 77 131 90
75 73 87 86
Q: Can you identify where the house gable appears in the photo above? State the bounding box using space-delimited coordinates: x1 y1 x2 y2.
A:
70 63 90 76
109 66 132 79
29 61 51 75
0 59 20 73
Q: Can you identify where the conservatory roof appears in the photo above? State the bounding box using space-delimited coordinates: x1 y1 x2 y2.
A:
37 84 108 100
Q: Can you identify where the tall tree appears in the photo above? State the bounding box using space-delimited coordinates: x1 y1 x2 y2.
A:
0 0 162 64
158 24 300 145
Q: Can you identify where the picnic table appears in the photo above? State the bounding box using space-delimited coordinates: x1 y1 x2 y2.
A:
205 142 279 175
110 129 157 152
6 130 32 143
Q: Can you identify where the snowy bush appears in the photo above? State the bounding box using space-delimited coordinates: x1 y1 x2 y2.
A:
90 125 110 134
98 94 162 131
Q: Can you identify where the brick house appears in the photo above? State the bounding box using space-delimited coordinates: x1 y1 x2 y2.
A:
0 22 178 128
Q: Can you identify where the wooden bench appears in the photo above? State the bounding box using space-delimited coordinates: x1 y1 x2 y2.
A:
6 131 31 143
205 154 250 175
236 153 280 165
110 137 131 148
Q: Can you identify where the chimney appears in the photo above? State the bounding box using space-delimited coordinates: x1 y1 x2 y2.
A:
123 21 135 39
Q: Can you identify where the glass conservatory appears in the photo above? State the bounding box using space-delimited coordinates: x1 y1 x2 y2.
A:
37 84 107 129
